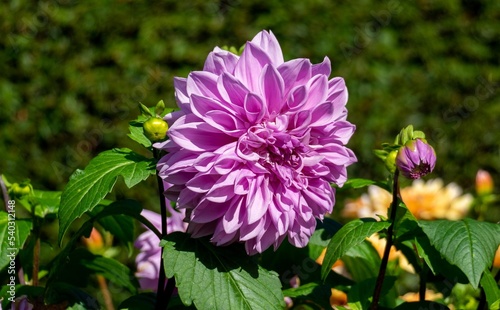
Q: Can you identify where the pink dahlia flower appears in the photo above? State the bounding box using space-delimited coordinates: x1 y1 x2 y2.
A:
135 186 187 290
156 30 357 255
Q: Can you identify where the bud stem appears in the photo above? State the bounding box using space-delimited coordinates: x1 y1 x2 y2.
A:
370 170 400 310
153 149 175 310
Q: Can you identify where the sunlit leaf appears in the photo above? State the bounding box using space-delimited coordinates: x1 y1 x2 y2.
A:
418 219 500 288
58 148 156 244
0 211 32 271
480 269 500 309
321 219 390 281
162 232 285 310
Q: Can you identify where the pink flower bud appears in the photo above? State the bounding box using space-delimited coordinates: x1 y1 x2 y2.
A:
396 139 436 179
475 169 493 195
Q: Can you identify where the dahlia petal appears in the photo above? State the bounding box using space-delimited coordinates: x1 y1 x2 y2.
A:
311 56 331 77
217 73 248 112
246 176 270 224
260 64 285 116
189 91 234 120
174 77 190 111
304 74 328 110
168 115 233 152
211 110 248 134
186 174 219 193
212 223 239 246
309 102 336 127
289 110 312 134
203 47 239 75
269 201 289 235
234 169 254 195
205 173 237 203
234 42 273 92
191 199 229 223
250 30 284 66
327 77 348 107
187 71 221 101
188 220 218 238
222 197 245 233
285 85 308 112
239 217 265 241
278 59 312 94
244 92 267 124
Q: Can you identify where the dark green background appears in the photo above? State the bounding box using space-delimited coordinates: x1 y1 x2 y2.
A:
2 0 499 197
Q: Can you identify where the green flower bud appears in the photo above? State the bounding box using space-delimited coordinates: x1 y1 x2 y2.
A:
143 117 169 142
9 181 32 198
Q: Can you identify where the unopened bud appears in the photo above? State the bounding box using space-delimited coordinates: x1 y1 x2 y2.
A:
476 169 493 196
396 139 436 179
9 181 32 198
143 117 169 142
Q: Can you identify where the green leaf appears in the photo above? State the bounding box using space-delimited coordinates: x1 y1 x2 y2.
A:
480 270 500 309
321 219 390 281
96 202 135 250
18 190 61 218
393 201 420 243
308 218 342 260
48 200 154 287
162 232 285 310
283 282 319 297
418 219 500 288
58 148 156 244
77 249 139 294
128 119 152 148
335 178 387 191
287 283 333 310
342 240 381 282
0 211 32 271
44 281 100 308
118 293 156 310
415 234 469 283
491 299 500 310
347 276 397 310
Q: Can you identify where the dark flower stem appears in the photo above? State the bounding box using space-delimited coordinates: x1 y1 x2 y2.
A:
153 149 173 310
419 262 428 301
370 170 400 310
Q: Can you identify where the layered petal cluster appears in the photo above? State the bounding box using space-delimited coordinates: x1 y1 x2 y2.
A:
135 188 187 290
157 30 357 255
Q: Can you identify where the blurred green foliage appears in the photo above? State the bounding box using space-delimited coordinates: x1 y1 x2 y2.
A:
2 0 500 198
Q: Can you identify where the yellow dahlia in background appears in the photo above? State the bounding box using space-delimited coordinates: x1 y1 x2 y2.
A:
340 179 474 274
342 179 474 221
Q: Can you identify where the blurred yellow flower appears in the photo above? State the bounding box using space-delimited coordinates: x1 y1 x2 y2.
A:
400 289 443 302
342 179 473 221
341 179 473 274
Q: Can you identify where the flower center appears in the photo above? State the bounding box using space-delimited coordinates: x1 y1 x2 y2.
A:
236 123 309 174
409 163 432 179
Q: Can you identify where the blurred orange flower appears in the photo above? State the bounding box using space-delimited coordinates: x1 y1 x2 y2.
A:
494 246 500 268
82 227 104 253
